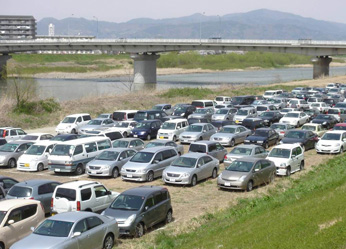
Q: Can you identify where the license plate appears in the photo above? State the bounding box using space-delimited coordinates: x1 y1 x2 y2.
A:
169 178 176 182
92 171 97 174
159 136 165 139
235 120 240 123
127 174 133 178
24 163 30 167
55 169 61 172
133 135 138 137
225 182 231 186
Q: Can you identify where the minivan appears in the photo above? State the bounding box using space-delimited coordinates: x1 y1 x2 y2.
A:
55 113 91 134
188 141 227 162
157 119 188 141
214 96 232 105
191 100 214 109
113 110 138 121
131 120 162 140
48 137 112 175
134 110 167 122
234 107 257 124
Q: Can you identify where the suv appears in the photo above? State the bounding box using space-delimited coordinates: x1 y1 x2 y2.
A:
51 181 119 214
0 127 26 142
188 141 227 162
172 104 196 118
191 100 214 109
157 119 188 141
287 99 309 110
55 113 92 134
102 186 172 238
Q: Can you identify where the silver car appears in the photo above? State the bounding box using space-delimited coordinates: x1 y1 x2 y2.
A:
188 141 227 162
121 147 179 182
79 118 115 134
188 107 214 120
145 139 184 155
211 108 237 121
86 148 137 178
179 123 217 144
0 141 33 168
162 153 219 186
10 211 119 249
217 157 276 191
224 144 268 167
112 138 145 151
270 123 296 139
210 125 252 146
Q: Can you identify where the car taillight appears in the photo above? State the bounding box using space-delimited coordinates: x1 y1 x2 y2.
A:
29 197 34 200
124 113 127 120
224 155 227 159
280 131 285 134
2 130 6 138
339 112 341 115
77 201 81 211
51 198 54 208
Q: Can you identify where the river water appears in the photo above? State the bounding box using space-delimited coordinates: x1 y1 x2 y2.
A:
1 66 345 101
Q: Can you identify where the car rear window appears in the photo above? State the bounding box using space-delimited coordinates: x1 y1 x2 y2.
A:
55 188 76 201
189 144 207 153
191 101 204 108
8 186 32 197
113 112 127 121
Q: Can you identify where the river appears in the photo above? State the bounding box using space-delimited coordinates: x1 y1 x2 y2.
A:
1 66 345 101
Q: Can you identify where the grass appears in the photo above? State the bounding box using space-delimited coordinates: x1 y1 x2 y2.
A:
151 154 346 249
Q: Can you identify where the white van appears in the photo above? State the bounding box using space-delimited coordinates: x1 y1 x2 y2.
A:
112 110 138 121
17 140 56 172
214 96 232 105
157 119 189 141
263 90 283 99
48 137 112 175
191 100 215 109
55 113 91 134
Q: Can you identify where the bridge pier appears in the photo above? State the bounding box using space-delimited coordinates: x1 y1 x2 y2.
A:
131 53 160 84
312 56 332 79
0 54 11 79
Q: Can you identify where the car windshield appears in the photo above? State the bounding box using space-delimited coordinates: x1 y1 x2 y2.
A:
216 109 228 114
174 106 187 112
290 100 298 105
285 131 304 139
321 133 341 140
34 220 73 237
232 97 245 104
171 157 197 168
96 151 119 161
22 135 38 140
253 130 269 137
25 145 46 155
50 145 74 156
8 186 32 197
219 127 236 134
226 161 253 172
136 122 151 129
333 126 346 131
161 123 176 130
130 152 154 163
264 91 275 95
134 113 147 119
152 106 163 110
301 125 316 131
237 110 249 116
51 136 72 141
260 112 274 117
268 148 291 158
271 124 286 130
195 109 208 114
311 104 321 107
145 142 165 148
269 99 281 104
62 117 76 124
315 115 330 120
112 140 129 148
87 120 102 125
229 147 252 155
114 122 129 128
110 194 144 211
0 143 18 152
285 113 299 118
186 125 203 132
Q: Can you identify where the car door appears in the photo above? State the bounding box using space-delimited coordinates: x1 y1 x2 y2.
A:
74 218 95 249
237 127 248 142
94 185 113 211
202 156 215 178
9 129 19 142
3 207 25 246
85 142 98 162
152 191 166 224
260 160 272 182
215 143 226 161
75 116 83 131
152 152 164 178
135 140 145 151
37 182 59 213
196 157 207 179
207 143 218 159
252 161 264 186
142 196 157 228
290 147 300 171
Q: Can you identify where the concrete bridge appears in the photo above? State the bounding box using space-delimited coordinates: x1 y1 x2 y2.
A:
1 38 346 83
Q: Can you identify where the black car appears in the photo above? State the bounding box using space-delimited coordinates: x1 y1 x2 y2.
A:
281 129 318 151
134 110 167 122
231 95 256 108
0 138 7 146
50 134 79 142
188 117 210 125
242 118 265 132
304 109 320 121
258 111 282 126
323 98 338 107
244 128 279 149
311 114 338 129
211 120 236 130
172 104 196 118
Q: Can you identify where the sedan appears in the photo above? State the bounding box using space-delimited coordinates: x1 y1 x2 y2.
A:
244 128 280 149
279 111 309 127
258 111 282 126
10 212 119 249
311 114 339 129
217 158 276 191
211 108 237 121
210 125 251 147
179 123 217 144
78 118 115 134
188 108 214 120
270 123 295 139
145 139 184 155
280 129 319 151
224 144 268 167
316 131 346 154
112 138 145 151
0 141 33 168
162 153 219 186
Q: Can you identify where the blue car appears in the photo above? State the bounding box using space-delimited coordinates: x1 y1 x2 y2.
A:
131 120 162 140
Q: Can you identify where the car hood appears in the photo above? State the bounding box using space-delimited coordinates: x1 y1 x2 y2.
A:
311 119 328 124
246 135 267 141
211 133 235 139
220 170 249 181
165 166 196 174
212 114 226 118
10 234 68 249
318 140 341 146
180 131 201 137
103 208 138 222
18 154 42 162
87 159 117 167
266 157 289 166
281 137 304 144
123 161 149 170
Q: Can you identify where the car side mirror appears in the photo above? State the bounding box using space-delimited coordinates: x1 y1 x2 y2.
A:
254 168 260 172
203 130 207 133
106 190 112 195
8 220 14 225
129 145 134 148
119 157 124 161
343 138 346 142
144 206 149 211
48 148 52 154
153 160 160 164
30 226 35 232
72 232 81 238
291 155 296 159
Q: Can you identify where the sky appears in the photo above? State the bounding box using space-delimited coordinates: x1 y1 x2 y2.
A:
2 0 346 24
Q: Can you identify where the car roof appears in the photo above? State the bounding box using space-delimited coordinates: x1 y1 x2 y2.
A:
121 186 167 197
189 123 209 126
271 143 302 150
233 144 261 149
191 140 218 145
116 138 143 142
233 157 261 163
56 180 101 189
255 128 273 131
114 110 138 113
181 152 208 159
54 136 109 145
66 113 90 117
324 130 346 135
0 199 41 211
25 133 50 136
164 119 187 123
48 211 99 222
148 139 170 144
141 146 170 153
15 179 60 187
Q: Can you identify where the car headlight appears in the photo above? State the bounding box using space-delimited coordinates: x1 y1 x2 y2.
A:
182 172 190 178
103 165 110 169
137 169 147 173
180 113 185 116
124 214 136 226
280 163 287 167
239 175 247 182
336 143 341 146
139 131 146 135
257 140 264 143
218 173 223 178
323 122 327 125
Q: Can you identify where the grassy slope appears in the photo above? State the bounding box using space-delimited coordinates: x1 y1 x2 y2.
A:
153 154 346 249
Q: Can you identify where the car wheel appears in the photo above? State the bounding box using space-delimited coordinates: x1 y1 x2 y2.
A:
135 223 144 238
123 132 127 138
173 135 177 142
112 167 119 178
146 171 154 182
212 168 217 179
75 164 83 175
0 243 4 249
230 139 235 147
297 122 300 127
103 233 114 249
300 161 304 171
37 163 44 172
246 180 253 192
165 210 173 224
191 175 197 186
8 158 16 168
286 166 291 177
71 129 77 134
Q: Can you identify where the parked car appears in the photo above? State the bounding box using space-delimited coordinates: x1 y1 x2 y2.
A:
280 129 319 151
279 111 309 127
270 123 295 139
51 181 119 214
162 153 219 186
17 140 56 172
0 127 26 142
191 99 214 109
84 128 123 141
234 107 257 124
171 104 196 118
0 140 34 168
263 90 283 99
6 179 60 214
51 134 79 142
112 138 145 151
121 147 179 182
214 96 232 105
292 87 308 95
86 148 137 178
327 108 346 122
311 114 339 129
0 199 45 249
223 144 268 167
244 128 280 149
211 108 237 121
112 121 137 137
307 97 324 106
187 117 210 124
267 98 287 109
11 211 119 249
102 186 172 238
287 99 309 110
211 120 236 131
112 110 138 121
280 108 299 116
188 141 227 162
304 108 320 121
157 119 188 141
332 123 346 131
210 125 251 147
217 157 276 191
256 105 276 115
231 95 256 107
134 110 167 122
266 144 304 176
301 123 327 137
131 120 162 140
179 123 217 144
188 107 214 121
21 133 54 142
258 111 282 126
316 131 346 154
97 113 113 119
323 98 337 107
310 102 329 113
145 139 184 155
242 118 265 132
78 118 115 134
55 113 91 134
152 104 173 115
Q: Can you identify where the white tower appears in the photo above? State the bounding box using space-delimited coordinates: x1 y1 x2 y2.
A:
48 23 55 36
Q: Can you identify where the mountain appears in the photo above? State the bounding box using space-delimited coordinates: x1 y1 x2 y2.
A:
37 9 346 40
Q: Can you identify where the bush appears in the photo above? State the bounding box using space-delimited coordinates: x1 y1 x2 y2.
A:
159 87 214 99
14 98 60 115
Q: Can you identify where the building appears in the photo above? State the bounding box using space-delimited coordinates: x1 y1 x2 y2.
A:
0 15 36 40
48 23 55 36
